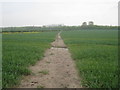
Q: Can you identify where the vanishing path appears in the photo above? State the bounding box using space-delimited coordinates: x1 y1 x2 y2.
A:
19 32 82 88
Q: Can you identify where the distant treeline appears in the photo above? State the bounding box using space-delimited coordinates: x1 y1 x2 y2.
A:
1 25 118 32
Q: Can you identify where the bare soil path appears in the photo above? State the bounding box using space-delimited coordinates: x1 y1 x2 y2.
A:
19 32 82 88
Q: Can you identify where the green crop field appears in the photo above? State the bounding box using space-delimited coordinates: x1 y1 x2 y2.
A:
2 29 118 88
2 32 57 88
61 30 118 88
0 33 2 89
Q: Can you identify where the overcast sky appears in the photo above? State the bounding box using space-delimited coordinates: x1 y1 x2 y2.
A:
0 0 119 27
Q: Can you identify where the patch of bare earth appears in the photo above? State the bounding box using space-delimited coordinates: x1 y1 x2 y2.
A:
18 32 82 88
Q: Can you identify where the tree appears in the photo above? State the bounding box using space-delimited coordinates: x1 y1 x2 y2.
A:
82 22 87 26
89 21 94 26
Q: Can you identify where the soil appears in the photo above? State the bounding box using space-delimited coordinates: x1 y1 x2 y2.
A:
18 32 82 88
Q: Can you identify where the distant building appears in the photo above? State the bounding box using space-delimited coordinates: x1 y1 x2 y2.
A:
89 21 94 25
45 24 64 27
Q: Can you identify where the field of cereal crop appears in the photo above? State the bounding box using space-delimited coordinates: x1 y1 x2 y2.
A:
2 29 118 88
61 30 118 88
2 32 57 88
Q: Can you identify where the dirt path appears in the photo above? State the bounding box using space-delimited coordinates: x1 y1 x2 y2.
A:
18 32 82 88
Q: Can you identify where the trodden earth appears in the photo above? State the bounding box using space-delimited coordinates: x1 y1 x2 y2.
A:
18 32 82 88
